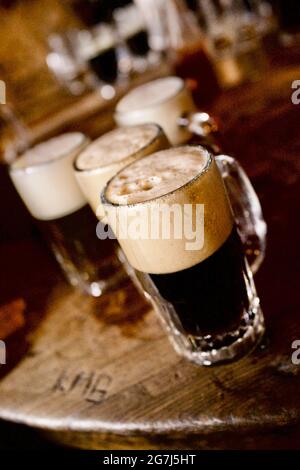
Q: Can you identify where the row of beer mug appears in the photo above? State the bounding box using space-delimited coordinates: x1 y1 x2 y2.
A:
9 76 267 366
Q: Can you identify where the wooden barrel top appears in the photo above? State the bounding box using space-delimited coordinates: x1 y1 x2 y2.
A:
0 50 299 449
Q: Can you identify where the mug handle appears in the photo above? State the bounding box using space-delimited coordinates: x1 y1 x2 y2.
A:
215 154 267 274
178 111 221 154
178 112 267 273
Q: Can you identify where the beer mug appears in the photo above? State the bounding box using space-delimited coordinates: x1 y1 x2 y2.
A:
102 146 265 365
74 123 169 221
115 76 267 273
9 133 124 296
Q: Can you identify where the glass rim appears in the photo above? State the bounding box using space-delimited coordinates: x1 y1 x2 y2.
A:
115 76 185 118
73 123 166 174
9 132 88 175
101 145 213 209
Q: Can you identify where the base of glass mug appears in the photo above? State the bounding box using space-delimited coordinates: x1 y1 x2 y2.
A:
51 241 128 297
64 266 127 297
160 297 265 366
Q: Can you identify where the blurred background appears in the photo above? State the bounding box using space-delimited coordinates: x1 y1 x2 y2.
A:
0 1 299 134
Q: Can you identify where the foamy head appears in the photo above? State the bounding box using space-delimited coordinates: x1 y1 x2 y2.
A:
74 124 169 217
106 146 208 205
76 124 163 171
9 133 89 221
103 146 234 274
12 133 85 169
115 77 196 145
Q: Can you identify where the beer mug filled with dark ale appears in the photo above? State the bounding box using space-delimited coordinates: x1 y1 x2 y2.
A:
102 146 265 365
115 76 202 146
9 133 123 296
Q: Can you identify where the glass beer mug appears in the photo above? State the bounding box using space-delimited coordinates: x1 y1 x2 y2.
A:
102 146 265 366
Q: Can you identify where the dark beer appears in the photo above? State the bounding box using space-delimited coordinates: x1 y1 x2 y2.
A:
148 227 249 337
38 205 118 290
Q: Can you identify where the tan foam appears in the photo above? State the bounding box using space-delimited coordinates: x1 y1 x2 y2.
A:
115 77 196 145
9 133 89 221
74 124 169 217
76 124 161 170
106 146 208 205
103 146 234 274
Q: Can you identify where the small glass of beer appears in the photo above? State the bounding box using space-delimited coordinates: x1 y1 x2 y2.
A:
115 76 199 146
114 76 267 273
9 133 123 297
74 123 169 221
102 146 265 366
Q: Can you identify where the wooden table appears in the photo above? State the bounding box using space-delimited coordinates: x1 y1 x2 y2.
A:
0 46 299 450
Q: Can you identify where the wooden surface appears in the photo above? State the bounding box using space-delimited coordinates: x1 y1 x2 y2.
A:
0 46 300 449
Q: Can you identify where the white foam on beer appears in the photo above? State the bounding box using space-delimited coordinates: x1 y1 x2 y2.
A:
12 133 85 169
74 124 168 216
10 133 88 221
104 146 234 274
116 77 183 113
105 146 207 205
115 77 196 145
76 124 160 170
